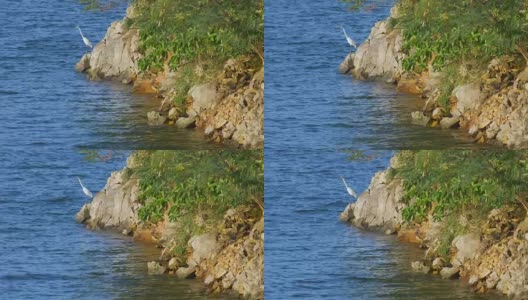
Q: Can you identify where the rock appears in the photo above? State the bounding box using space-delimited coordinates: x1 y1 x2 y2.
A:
431 257 445 271
342 155 405 232
77 17 141 82
175 117 196 129
176 267 196 279
76 160 140 232
339 53 355 74
147 261 166 275
75 54 90 73
486 272 500 289
345 15 404 82
167 107 179 121
187 233 220 266
452 233 482 263
440 267 459 279
478 267 492 279
187 83 219 117
411 261 431 274
75 204 91 223
411 111 431 127
440 117 460 129
431 107 444 120
468 275 479 286
451 83 481 117
168 257 179 271
147 111 167 126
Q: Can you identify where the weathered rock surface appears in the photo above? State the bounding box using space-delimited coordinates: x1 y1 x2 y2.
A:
147 261 167 275
195 60 264 149
340 7 404 82
340 155 405 233
76 10 141 82
76 156 140 232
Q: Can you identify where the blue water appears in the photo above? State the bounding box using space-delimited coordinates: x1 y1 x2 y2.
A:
0 0 223 150
0 1 231 298
265 0 501 299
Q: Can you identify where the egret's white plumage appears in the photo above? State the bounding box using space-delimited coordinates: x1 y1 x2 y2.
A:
340 26 356 49
77 177 93 199
76 26 93 49
340 176 358 198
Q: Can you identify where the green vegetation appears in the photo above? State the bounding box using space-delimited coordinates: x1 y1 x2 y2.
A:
394 0 528 73
126 150 263 259
391 150 528 258
131 150 263 223
391 151 528 222
129 0 263 73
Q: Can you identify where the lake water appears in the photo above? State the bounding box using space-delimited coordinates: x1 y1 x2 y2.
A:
0 1 231 298
265 0 501 299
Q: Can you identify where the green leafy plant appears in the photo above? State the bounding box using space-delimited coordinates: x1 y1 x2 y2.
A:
394 151 528 222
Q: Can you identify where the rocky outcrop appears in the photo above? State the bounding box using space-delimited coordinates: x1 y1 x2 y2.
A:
196 61 264 149
75 6 141 83
341 4 528 148
340 154 406 233
75 5 263 149
75 157 140 232
339 6 404 82
345 151 528 297
76 155 263 298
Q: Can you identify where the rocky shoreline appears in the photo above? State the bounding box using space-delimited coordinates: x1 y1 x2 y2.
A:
75 153 264 299
339 6 528 149
75 5 263 149
340 152 528 298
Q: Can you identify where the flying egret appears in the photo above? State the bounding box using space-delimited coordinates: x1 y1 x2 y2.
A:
340 176 358 198
340 26 357 50
77 176 94 199
76 26 93 49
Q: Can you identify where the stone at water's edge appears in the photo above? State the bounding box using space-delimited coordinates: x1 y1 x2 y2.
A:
340 155 406 233
75 11 141 82
147 261 167 275
76 159 140 232
340 7 404 82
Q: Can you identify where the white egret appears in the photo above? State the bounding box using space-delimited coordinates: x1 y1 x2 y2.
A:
340 26 357 50
77 177 94 199
340 176 358 198
76 26 93 49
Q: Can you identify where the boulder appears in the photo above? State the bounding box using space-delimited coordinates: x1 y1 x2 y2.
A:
77 18 141 82
451 83 481 117
339 53 355 74
75 204 91 223
452 233 482 263
175 117 196 129
176 267 196 279
147 111 167 126
341 157 405 232
187 233 220 266
440 117 460 129
345 14 404 82
167 107 179 121
411 261 431 274
440 267 460 279
187 83 219 117
411 111 431 127
147 261 167 275
77 157 141 232
168 257 179 271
